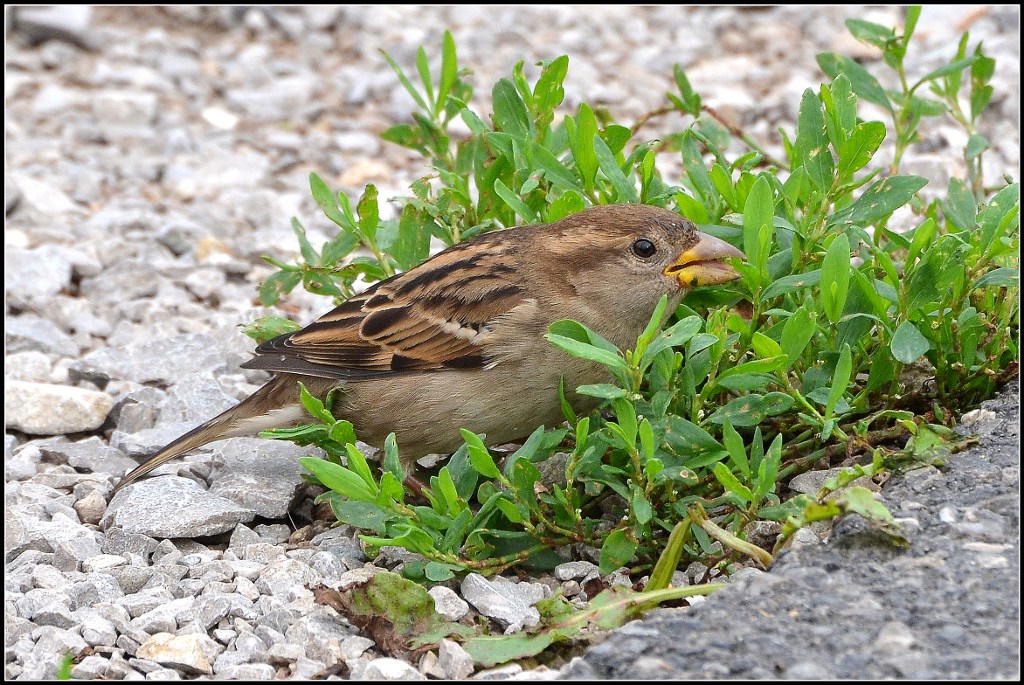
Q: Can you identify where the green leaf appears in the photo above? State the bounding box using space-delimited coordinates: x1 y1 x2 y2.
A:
903 6 921 42
970 83 994 122
436 31 457 117
55 653 74 681
301 457 376 502
780 306 815 369
493 178 538 223
717 356 787 381
636 295 669 355
599 529 638 574
839 484 894 520
460 429 501 479
674 191 710 224
941 179 978 233
831 176 928 227
492 79 531 139
750 332 782 361
442 465 472 515
907 94 947 117
380 123 423 151
978 183 1019 256
672 64 702 113
679 132 716 204
612 398 638 449
762 270 822 299
290 218 319 265
241 316 300 344
825 343 852 419
309 172 350 227
321 228 361 265
509 459 543 511
593 135 639 203
329 421 358 446
646 520 690 592
441 507 472 553
464 632 556 668
257 269 302 306
567 103 599 191
534 55 569 113
381 49 429 112
707 393 795 426
890 320 931 364
662 416 725 454
721 418 750 479
796 90 834 192
638 419 655 462
425 561 457 582
838 121 886 177
964 133 989 160
708 163 738 210
631 487 654 525
820 233 851 324
845 18 894 50
715 372 776 392
549 319 619 352
546 334 629 373
905 235 972 311
974 267 1019 288
415 46 435 110
577 384 628 400
495 498 526 524
713 462 753 503
378 472 404 506
344 444 376 491
743 175 774 276
529 141 585 195
754 434 783 500
603 125 632 155
904 217 938 270
326 498 392 534
297 382 333 424
507 426 551 467
913 57 979 91
461 108 489 135
816 52 893 112
545 191 586 222
558 376 578 425
392 205 433 270
410 503 449 531
823 74 858 144
639 316 702 370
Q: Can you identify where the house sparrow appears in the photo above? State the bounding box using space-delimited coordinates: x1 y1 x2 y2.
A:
113 204 743 492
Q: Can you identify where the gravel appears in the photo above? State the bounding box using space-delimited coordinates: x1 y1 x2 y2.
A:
4 5 1019 681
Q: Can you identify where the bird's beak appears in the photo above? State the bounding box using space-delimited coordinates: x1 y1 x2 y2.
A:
664 233 745 287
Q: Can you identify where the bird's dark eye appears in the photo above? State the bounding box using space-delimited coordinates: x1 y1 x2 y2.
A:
632 238 657 258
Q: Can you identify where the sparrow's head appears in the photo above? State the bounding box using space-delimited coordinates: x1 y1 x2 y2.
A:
524 204 745 344
542 203 743 291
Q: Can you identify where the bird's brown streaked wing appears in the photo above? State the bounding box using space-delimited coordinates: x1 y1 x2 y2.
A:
240 241 529 379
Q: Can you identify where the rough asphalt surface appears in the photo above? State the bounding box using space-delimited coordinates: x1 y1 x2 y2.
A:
567 381 1020 680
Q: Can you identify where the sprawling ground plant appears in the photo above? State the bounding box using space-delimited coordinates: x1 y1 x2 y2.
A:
250 7 1018 583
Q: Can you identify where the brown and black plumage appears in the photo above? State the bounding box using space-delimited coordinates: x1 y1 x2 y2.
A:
113 204 743 492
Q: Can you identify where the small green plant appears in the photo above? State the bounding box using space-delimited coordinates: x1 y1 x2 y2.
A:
255 8 1017 586
55 653 73 680
313 566 722 666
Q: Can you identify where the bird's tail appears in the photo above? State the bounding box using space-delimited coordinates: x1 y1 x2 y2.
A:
112 376 309 493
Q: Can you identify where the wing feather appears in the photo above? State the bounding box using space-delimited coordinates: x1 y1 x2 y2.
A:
240 240 529 379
